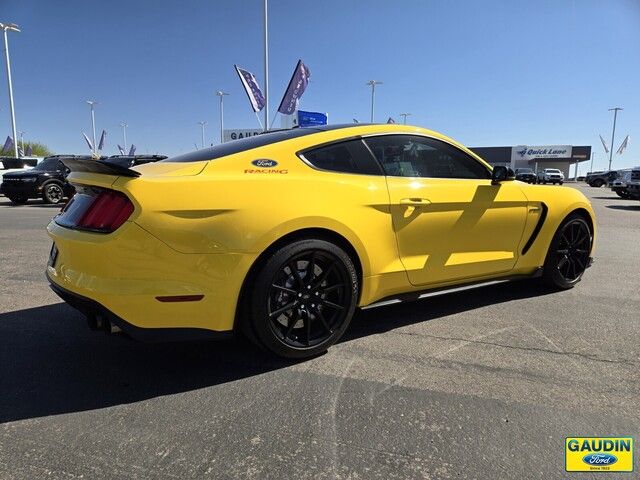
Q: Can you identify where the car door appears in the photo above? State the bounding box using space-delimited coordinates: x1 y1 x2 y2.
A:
363 134 529 287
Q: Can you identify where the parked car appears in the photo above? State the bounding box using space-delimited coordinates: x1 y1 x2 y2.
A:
0 156 40 182
608 169 633 199
102 154 167 168
537 168 564 185
626 167 640 200
586 170 617 187
47 124 596 359
515 168 537 184
1 155 90 205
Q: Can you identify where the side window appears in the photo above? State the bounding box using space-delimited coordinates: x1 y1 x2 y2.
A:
363 135 490 179
301 139 382 175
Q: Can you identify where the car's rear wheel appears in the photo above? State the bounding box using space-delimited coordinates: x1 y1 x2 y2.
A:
242 239 358 358
7 195 28 205
542 214 592 290
42 182 64 204
592 179 605 187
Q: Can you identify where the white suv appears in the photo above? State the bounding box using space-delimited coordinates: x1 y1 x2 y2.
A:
537 168 565 185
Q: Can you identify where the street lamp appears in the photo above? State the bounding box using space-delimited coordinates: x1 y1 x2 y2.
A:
86 100 98 154
607 107 623 171
216 91 229 143
198 121 207 148
399 113 411 125
1 22 20 158
263 0 269 132
120 122 128 150
366 80 382 123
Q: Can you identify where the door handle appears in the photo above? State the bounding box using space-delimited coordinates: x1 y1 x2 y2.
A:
399 198 432 206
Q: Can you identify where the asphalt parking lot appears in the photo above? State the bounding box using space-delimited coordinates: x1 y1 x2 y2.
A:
0 184 638 479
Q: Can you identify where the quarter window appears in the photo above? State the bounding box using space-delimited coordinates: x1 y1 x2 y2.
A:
364 135 490 179
301 139 382 175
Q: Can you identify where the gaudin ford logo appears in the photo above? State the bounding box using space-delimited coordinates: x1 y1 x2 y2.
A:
251 159 278 168
566 437 633 472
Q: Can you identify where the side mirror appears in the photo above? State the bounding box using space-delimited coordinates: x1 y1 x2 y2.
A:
491 166 515 184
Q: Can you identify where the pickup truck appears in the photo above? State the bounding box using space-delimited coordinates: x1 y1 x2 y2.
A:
625 167 640 200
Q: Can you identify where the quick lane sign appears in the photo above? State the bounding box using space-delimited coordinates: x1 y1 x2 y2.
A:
511 145 573 162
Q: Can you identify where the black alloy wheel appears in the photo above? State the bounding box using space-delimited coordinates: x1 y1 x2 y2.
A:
43 183 64 204
243 239 358 358
542 214 592 289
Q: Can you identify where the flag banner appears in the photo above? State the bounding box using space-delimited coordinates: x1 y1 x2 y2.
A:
616 135 629 155
234 65 266 113
82 132 93 151
26 145 33 156
18 147 24 157
128 144 136 155
98 130 106 151
599 134 609 153
2 136 14 153
277 60 311 115
387 117 396 124
353 118 359 124
117 144 125 155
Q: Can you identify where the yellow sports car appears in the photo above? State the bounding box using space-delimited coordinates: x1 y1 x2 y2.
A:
47 124 595 358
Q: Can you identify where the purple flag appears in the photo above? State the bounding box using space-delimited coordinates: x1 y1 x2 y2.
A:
234 65 266 113
117 144 125 155
97 130 106 151
26 145 33 156
353 118 359 124
128 144 136 155
277 60 311 115
2 136 14 153
82 132 93 151
387 117 396 124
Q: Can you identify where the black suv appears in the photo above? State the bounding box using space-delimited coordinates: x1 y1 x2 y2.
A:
514 168 537 184
1 155 91 205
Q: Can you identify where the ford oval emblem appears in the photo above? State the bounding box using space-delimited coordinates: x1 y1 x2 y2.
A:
251 159 278 168
582 453 617 466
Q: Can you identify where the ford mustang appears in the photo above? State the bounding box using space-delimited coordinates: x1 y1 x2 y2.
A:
47 124 596 358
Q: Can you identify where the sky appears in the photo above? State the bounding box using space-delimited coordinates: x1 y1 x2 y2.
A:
1 0 639 170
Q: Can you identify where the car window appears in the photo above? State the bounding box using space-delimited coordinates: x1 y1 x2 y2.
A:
32 158 61 171
301 139 382 175
363 135 490 179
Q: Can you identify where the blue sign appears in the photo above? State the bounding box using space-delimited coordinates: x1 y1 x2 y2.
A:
297 110 328 127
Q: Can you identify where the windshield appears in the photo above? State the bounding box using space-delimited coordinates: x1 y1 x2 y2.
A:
516 168 533 173
32 159 61 171
545 169 561 173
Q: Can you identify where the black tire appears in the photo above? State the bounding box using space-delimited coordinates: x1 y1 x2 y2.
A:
542 213 592 290
559 181 563 185
592 179 605 188
240 239 358 359
7 195 28 205
42 182 64 204
616 190 630 199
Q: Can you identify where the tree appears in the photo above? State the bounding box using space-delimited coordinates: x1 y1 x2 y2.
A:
0 140 53 157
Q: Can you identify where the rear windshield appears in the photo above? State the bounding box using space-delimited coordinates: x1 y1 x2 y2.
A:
164 128 321 163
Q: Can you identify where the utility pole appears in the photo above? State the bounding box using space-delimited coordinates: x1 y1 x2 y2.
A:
216 91 229 143
86 100 98 154
366 80 382 123
399 113 411 125
608 107 623 171
120 122 128 150
589 151 595 173
263 0 269 132
1 22 20 158
198 121 207 148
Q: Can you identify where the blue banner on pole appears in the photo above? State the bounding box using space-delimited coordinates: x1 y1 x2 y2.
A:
234 65 266 113
277 60 311 115
297 110 327 127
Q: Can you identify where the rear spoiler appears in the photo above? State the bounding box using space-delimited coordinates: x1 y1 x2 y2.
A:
60 158 141 178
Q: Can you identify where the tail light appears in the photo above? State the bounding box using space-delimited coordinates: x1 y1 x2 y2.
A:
56 188 134 233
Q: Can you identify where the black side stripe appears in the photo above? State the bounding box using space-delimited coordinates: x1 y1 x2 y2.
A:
522 203 548 255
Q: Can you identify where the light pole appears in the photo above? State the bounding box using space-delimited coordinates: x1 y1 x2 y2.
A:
216 91 229 143
399 113 411 125
589 151 595 174
1 22 20 158
607 107 622 171
198 121 207 148
86 100 98 154
366 80 382 123
18 130 24 152
263 0 269 132
120 122 128 149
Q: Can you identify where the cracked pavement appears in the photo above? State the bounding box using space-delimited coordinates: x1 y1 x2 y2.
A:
0 184 638 479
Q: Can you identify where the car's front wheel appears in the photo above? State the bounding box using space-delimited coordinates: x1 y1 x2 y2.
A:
242 239 358 358
42 182 64 204
542 213 592 289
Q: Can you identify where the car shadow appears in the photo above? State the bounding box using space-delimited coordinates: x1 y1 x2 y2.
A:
0 280 555 424
606 204 640 211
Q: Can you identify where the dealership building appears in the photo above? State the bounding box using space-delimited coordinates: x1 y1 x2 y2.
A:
470 145 592 178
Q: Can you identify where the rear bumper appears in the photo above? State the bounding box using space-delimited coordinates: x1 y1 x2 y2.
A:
48 273 232 342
